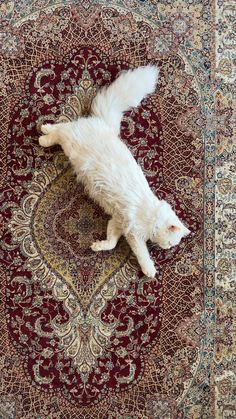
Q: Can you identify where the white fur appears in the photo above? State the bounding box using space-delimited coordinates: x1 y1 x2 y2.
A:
39 66 190 277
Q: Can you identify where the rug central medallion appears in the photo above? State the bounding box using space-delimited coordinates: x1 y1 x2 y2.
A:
32 165 130 306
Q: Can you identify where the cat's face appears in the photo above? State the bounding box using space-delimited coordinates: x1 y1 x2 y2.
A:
153 221 190 249
151 200 190 249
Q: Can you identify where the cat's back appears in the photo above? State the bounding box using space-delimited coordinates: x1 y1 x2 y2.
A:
71 117 150 214
72 116 141 179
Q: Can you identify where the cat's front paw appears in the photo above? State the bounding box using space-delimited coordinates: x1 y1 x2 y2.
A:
91 241 104 252
141 261 156 278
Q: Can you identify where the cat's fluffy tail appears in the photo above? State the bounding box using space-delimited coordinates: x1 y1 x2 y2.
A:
91 65 159 135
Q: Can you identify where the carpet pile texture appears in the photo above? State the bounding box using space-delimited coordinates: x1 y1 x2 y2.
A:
0 1 235 418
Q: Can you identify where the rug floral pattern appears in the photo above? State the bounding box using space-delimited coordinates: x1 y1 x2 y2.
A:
0 0 234 418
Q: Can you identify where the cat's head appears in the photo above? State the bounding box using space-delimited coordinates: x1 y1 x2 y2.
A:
151 200 190 249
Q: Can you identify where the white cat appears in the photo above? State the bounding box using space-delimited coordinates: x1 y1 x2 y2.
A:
39 66 190 277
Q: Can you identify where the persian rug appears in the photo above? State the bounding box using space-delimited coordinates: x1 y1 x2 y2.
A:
0 1 235 418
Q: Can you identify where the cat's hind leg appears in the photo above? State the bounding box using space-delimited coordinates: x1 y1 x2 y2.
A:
39 133 58 147
91 218 122 251
39 123 61 147
41 123 55 134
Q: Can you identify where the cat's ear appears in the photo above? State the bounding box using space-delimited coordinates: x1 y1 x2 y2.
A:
167 224 191 236
167 224 181 233
184 227 191 236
